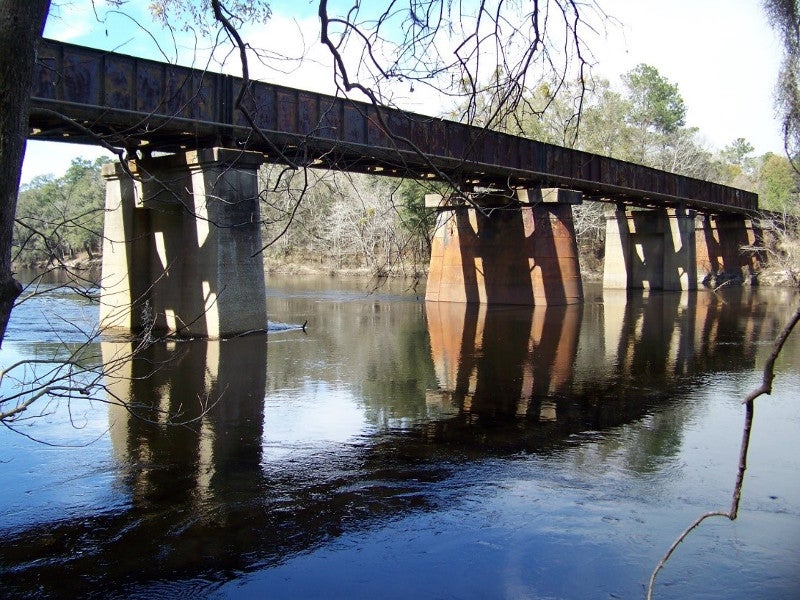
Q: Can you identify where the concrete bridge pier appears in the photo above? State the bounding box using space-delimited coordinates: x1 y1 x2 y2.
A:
603 206 697 291
695 214 762 286
425 188 584 306
99 148 267 339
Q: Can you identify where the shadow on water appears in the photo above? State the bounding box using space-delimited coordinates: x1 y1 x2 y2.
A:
0 283 794 597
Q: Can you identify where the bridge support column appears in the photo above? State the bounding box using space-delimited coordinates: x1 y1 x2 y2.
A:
695 214 762 286
99 148 267 338
425 188 583 305
603 206 697 291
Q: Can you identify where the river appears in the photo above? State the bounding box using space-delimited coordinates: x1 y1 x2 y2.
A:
1 276 799 599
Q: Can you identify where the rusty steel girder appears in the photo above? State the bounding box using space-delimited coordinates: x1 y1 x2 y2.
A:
28 38 758 214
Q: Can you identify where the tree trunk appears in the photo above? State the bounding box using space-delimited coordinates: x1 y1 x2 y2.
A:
0 1 51 345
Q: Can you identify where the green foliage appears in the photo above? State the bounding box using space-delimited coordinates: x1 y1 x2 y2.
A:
715 137 758 187
13 157 110 267
622 63 687 135
462 65 698 174
619 64 688 163
758 152 800 212
721 137 756 169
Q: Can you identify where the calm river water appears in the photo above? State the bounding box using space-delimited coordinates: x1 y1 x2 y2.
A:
1 276 799 599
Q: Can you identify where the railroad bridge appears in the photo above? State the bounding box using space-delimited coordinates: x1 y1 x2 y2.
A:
28 39 762 338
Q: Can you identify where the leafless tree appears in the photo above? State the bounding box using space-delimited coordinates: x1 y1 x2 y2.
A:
754 210 800 286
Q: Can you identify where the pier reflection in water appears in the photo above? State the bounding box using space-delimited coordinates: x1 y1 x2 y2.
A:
422 289 770 455
0 281 798 599
426 301 581 422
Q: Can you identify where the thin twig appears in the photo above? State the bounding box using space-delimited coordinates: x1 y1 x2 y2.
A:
646 302 800 599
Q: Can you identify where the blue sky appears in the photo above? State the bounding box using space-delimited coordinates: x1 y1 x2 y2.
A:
22 0 784 184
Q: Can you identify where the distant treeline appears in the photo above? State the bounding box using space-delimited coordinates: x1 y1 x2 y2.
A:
14 157 109 268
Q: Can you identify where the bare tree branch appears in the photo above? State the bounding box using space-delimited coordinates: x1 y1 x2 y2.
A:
647 302 800 599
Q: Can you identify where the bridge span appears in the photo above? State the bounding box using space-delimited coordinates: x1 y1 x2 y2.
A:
27 38 763 337
31 39 755 213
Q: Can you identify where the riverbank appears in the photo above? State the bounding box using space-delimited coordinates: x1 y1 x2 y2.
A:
15 251 798 290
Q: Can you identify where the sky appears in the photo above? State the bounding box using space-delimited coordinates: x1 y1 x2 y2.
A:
21 0 784 185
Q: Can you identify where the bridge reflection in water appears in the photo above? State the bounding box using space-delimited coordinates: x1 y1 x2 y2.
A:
422 289 768 450
1 286 788 597
104 288 768 521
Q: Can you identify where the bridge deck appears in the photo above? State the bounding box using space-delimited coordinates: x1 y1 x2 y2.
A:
29 38 757 214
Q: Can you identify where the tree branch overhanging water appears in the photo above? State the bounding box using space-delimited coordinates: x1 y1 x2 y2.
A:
646 301 800 600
